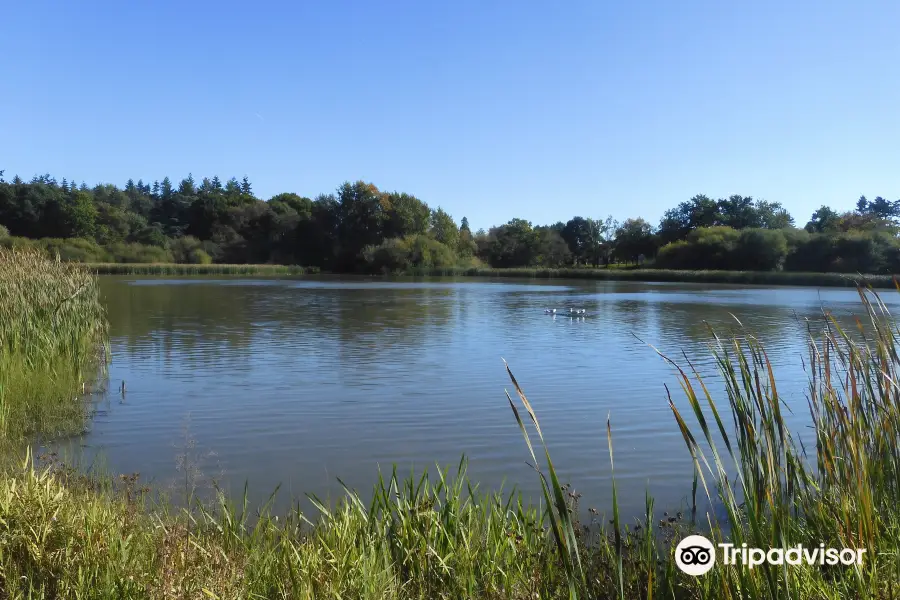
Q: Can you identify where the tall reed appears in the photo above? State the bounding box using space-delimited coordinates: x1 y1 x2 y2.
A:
0 249 108 439
85 263 311 275
502 283 900 598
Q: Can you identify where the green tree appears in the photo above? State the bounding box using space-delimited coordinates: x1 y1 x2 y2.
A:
383 192 430 238
805 206 840 233
429 207 459 249
614 218 657 263
486 219 540 267
336 181 390 269
60 191 98 238
535 227 571 266
456 216 477 259
717 195 758 229
754 200 794 229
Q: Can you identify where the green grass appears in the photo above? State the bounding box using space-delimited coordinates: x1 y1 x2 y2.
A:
74 262 900 287
405 266 899 287
0 249 108 440
84 263 313 275
0 251 898 598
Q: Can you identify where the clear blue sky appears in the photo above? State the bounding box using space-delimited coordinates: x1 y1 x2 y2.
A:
2 0 898 231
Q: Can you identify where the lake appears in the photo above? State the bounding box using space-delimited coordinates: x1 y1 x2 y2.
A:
57 276 896 519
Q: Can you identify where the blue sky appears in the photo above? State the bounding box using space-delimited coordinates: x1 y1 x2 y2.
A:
2 0 898 231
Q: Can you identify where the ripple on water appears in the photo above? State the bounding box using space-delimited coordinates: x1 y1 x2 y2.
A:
68 277 900 517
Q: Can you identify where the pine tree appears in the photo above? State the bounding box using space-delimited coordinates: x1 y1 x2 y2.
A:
241 176 252 196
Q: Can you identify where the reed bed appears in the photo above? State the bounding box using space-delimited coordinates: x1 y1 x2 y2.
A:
0 249 108 439
407 266 896 287
0 251 898 597
85 263 311 275
79 262 898 287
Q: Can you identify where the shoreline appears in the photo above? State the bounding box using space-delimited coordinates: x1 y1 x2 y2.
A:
84 262 898 288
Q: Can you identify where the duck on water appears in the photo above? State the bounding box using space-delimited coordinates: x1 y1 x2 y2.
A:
545 308 588 315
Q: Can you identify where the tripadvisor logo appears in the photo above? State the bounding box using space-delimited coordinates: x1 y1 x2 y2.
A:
675 535 716 575
675 535 866 576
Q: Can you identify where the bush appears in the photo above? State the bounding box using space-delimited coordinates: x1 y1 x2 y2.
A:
40 238 110 263
734 229 788 271
405 234 457 269
0 224 8 239
190 248 213 265
362 238 410 273
654 226 900 273
169 236 212 264
361 235 459 273
785 233 834 272
106 242 173 263
128 225 168 248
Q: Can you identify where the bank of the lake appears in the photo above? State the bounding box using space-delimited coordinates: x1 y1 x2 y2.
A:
1 253 898 598
85 262 897 287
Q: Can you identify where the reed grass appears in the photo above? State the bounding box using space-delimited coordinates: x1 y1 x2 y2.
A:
0 249 108 439
407 266 897 288
78 262 899 287
0 252 898 597
84 263 312 275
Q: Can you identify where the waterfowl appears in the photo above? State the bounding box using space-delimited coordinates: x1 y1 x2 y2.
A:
544 308 556 314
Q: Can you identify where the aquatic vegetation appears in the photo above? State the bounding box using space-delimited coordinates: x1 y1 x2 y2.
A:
0 249 108 439
406 266 897 288
85 263 312 275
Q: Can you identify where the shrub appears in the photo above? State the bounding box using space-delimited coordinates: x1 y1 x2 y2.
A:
362 238 410 273
361 235 458 273
735 229 788 271
106 242 173 263
190 248 213 265
40 238 110 263
169 236 211 264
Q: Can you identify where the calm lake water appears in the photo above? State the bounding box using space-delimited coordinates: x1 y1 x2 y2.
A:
58 277 898 518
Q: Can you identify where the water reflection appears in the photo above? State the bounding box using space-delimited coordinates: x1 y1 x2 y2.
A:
60 277 900 518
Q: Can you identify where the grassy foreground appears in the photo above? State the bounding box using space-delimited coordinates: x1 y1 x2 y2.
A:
0 252 898 598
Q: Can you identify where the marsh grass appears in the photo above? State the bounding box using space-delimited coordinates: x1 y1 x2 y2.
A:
408 266 896 288
0 251 898 598
85 263 311 275
0 249 108 439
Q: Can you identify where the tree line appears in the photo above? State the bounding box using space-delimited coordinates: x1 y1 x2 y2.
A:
1 170 898 274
